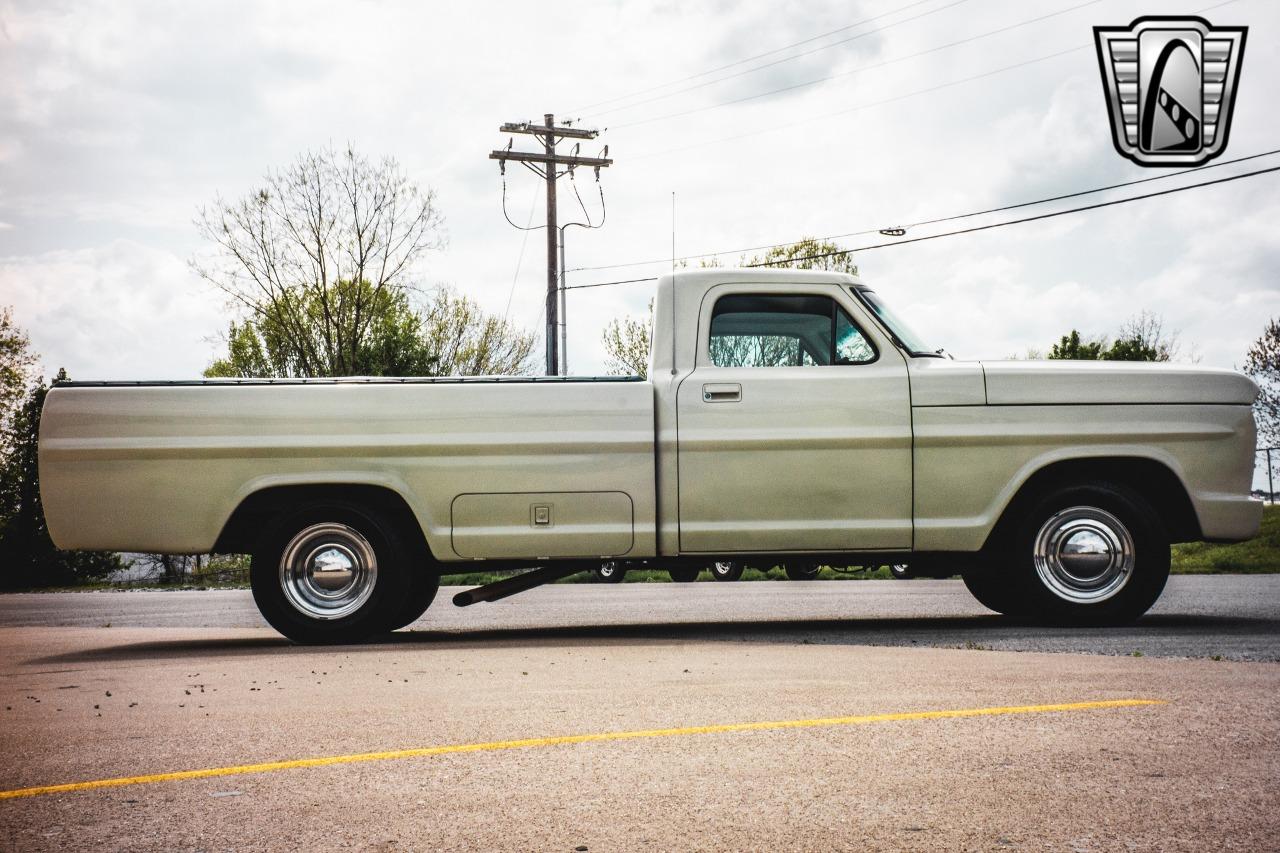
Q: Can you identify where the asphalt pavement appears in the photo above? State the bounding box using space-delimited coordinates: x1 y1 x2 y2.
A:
2 575 1278 660
0 576 1277 851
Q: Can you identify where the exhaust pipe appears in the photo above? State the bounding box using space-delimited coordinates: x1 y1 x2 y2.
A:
452 564 587 606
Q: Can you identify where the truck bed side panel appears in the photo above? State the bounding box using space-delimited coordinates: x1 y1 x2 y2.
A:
38 381 657 560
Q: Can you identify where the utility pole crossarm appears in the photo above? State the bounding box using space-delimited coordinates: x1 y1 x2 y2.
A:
488 151 614 169
500 122 599 139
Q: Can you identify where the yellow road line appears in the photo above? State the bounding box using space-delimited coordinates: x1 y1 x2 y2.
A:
0 698 1163 801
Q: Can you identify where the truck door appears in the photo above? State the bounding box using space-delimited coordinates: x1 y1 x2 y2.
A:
675 286 912 553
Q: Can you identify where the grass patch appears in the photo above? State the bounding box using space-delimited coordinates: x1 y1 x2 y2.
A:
1171 504 1279 574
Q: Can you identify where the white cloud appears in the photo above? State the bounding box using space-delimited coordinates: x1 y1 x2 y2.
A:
0 240 225 380
0 0 1276 377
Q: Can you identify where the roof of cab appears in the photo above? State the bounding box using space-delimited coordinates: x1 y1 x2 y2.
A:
655 267 864 288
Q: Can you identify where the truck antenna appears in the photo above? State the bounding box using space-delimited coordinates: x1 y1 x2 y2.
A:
671 191 677 376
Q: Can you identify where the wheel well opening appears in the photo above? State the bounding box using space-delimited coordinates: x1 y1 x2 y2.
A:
983 457 1201 552
213 484 431 558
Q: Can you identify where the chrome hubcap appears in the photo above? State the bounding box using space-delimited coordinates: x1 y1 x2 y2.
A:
279 523 378 620
712 561 734 577
1033 506 1135 604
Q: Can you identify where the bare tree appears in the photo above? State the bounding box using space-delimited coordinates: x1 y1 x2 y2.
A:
133 553 203 585
1109 311 1183 362
1245 318 1280 446
193 147 445 377
601 300 652 378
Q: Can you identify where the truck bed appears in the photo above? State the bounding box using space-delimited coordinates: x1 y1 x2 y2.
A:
39 378 657 558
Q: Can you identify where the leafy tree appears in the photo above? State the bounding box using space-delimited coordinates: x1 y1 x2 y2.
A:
748 237 859 275
601 300 652 378
1244 318 1280 446
417 288 537 377
205 280 534 378
1049 330 1105 360
1048 312 1181 362
0 307 36 451
0 369 123 589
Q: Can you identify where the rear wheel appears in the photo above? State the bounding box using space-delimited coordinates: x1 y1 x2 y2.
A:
784 562 822 581
594 562 627 583
386 572 440 631
996 481 1169 625
251 501 416 644
668 566 700 583
888 563 911 579
709 561 743 582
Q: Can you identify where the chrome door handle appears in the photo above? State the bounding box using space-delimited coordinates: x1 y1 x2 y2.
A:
702 383 741 403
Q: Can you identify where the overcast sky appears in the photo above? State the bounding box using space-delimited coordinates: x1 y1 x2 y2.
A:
1 0 1277 382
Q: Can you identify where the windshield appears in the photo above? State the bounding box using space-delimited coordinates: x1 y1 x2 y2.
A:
852 288 938 357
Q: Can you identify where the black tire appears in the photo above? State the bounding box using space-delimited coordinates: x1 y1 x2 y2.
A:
962 569 1017 615
998 480 1170 625
668 566 700 583
594 562 627 583
385 571 440 631
708 561 743 582
888 563 912 580
251 501 416 644
784 562 822 581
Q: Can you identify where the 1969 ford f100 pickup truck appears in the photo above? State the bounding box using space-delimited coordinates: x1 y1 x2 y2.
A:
39 269 1262 642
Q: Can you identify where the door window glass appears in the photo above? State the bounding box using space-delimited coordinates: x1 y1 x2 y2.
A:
709 294 875 367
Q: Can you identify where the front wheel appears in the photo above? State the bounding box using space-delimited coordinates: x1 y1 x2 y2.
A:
708 561 743 582
962 569 1016 615
251 501 416 644
594 562 627 583
999 482 1169 625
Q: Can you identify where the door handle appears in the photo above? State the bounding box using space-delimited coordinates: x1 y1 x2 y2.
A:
702 383 741 403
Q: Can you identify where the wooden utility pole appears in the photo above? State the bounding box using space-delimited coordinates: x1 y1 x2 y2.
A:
490 114 612 375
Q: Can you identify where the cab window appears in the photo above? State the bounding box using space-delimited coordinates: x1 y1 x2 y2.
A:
708 294 876 367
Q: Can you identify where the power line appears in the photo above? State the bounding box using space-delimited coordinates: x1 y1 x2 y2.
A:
629 45 1086 162
609 0 1099 130
744 164 1280 266
502 181 540 321
589 0 974 123
571 148 1280 274
565 0 944 117
564 276 659 292
622 0 1245 162
562 163 1280 290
